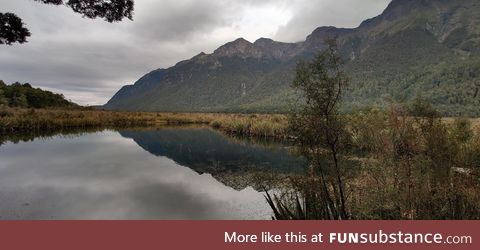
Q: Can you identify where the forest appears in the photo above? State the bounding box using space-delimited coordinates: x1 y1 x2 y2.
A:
0 80 77 109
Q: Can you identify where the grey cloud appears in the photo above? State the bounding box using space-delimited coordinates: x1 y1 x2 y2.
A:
131 0 230 42
274 0 391 42
0 0 390 105
129 0 284 43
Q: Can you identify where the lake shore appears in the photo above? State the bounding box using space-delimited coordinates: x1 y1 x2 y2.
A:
2 108 480 139
2 107 480 220
0 108 289 138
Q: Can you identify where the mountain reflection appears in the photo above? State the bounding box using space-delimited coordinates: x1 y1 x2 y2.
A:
118 127 305 190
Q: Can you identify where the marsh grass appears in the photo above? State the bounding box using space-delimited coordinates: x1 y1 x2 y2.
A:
0 108 289 139
209 114 288 138
0 108 163 133
1 107 477 141
318 106 480 220
2 106 480 220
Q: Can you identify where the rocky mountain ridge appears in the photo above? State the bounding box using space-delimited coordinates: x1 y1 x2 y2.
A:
105 0 480 116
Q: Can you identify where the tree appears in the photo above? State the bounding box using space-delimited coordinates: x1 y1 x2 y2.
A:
0 80 7 106
266 39 351 220
11 93 29 108
0 88 7 107
1 0 134 45
0 13 31 45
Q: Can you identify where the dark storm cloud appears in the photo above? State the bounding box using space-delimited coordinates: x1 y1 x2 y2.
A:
0 0 391 105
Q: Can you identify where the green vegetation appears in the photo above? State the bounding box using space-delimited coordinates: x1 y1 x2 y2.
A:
105 0 480 117
348 104 480 219
209 114 288 138
267 40 351 220
1 0 134 45
1 101 479 220
0 107 289 137
2 0 479 221
265 40 480 220
0 108 158 133
0 80 77 109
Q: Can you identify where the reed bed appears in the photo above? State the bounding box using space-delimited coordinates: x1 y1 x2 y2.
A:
0 108 162 133
0 108 289 138
1 107 477 139
209 114 288 138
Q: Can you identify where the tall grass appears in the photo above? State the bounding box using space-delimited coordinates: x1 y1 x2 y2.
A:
0 108 289 139
327 106 480 219
209 114 288 138
0 108 161 133
265 103 480 220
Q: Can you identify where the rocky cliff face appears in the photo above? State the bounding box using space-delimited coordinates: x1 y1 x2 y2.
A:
105 0 480 116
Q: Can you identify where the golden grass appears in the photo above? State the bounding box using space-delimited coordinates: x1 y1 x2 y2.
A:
209 114 288 138
0 108 288 138
442 117 480 131
0 108 161 133
1 107 478 139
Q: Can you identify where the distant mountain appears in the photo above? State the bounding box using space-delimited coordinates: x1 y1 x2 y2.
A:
105 0 480 116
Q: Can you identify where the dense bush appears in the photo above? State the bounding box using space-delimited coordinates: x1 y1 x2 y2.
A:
349 101 480 219
0 80 77 109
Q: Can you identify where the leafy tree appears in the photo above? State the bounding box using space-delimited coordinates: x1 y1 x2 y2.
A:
409 96 440 121
266 39 351 220
11 93 29 108
1 0 134 45
0 88 7 106
0 81 76 108
0 13 31 45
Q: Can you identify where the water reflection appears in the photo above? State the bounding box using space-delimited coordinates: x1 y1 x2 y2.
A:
119 127 305 189
0 127 304 220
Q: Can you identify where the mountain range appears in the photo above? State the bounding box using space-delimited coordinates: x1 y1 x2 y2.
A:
105 0 480 116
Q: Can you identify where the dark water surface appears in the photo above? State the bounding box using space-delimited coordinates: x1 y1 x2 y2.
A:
0 127 304 220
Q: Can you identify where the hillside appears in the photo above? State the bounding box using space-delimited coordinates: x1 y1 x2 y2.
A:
0 80 77 109
105 0 480 116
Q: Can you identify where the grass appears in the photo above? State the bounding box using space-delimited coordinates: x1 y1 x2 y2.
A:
0 107 289 138
1 107 478 139
209 114 288 138
0 108 161 133
2 106 480 220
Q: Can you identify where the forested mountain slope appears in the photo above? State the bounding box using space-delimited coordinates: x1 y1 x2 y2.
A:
105 0 480 116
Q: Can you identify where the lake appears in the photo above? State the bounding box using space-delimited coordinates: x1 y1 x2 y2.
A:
0 127 305 220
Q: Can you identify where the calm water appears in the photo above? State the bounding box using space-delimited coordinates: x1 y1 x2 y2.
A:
0 127 304 220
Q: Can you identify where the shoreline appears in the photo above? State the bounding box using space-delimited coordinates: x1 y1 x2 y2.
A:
1 107 480 139
0 108 289 139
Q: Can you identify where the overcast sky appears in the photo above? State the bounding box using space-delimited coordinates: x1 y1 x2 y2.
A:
0 0 390 105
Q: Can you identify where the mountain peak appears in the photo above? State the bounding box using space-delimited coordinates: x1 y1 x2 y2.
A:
254 37 274 45
362 0 451 27
213 37 260 58
227 38 252 47
306 26 353 44
382 0 430 20
193 52 206 57
105 0 479 115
